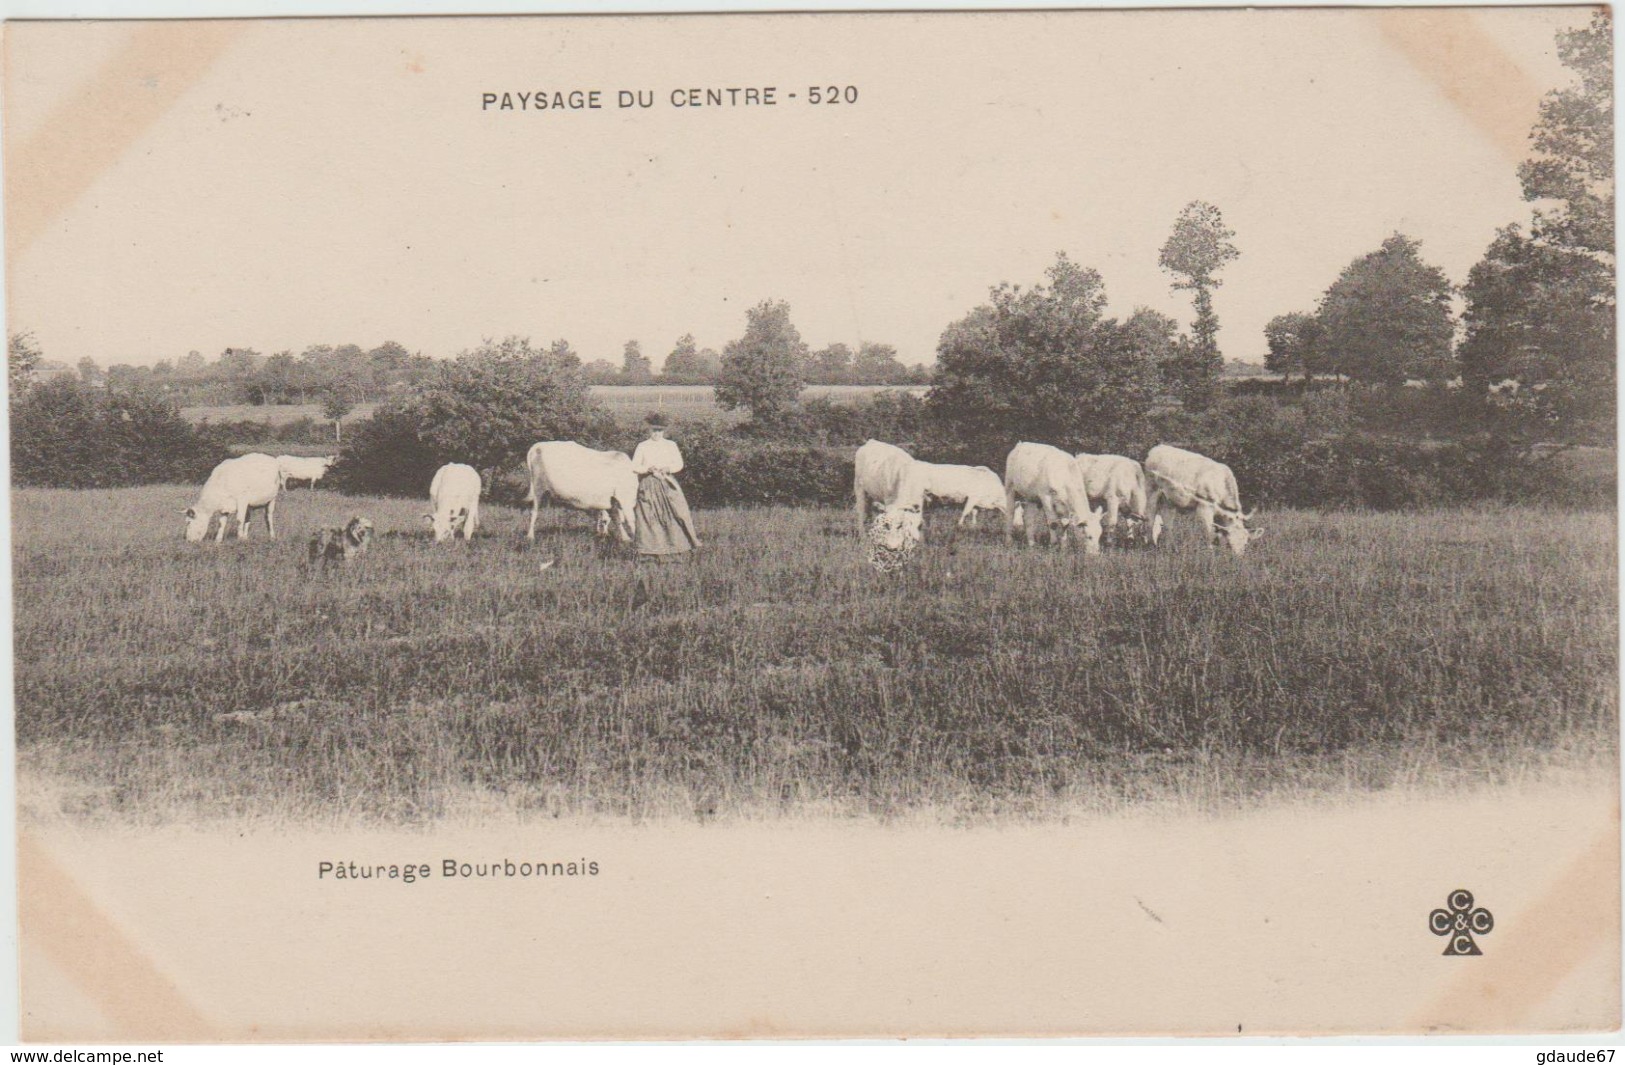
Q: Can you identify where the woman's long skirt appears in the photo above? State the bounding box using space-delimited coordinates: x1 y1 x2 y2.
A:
634 473 699 556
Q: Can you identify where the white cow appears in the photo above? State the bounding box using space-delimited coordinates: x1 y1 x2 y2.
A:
1074 453 1156 546
1003 442 1103 553
1144 444 1261 556
184 453 282 543
276 454 336 490
918 462 1009 528
525 441 638 543
853 439 928 549
425 463 482 542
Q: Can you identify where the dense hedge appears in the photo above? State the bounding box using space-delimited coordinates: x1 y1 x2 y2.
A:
19 376 1606 511
678 424 853 507
196 415 335 449
11 378 230 489
320 387 1611 512
1157 393 1614 510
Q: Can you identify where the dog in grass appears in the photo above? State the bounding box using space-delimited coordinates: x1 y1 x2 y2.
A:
308 516 375 568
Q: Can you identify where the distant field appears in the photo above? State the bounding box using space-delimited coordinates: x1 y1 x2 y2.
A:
181 385 929 428
13 487 1616 825
183 402 380 426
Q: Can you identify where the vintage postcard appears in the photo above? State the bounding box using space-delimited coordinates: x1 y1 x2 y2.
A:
4 7 1618 1041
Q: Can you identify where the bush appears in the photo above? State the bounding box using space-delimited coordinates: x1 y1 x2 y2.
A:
194 419 276 448
653 422 851 508
327 337 607 500
724 447 852 506
326 405 444 498
1148 393 1614 511
11 378 229 488
740 391 929 448
275 416 332 445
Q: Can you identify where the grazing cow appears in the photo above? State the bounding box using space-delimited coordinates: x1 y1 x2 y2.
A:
425 463 482 542
276 454 336 490
918 462 1009 528
308 516 374 567
853 440 928 547
525 441 637 543
1144 444 1261 556
1074 453 1154 547
185 453 282 543
1003 442 1103 553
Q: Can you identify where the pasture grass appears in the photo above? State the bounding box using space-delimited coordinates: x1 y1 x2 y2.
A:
12 487 1617 826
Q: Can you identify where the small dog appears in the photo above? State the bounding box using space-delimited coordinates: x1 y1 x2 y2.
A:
308 516 374 568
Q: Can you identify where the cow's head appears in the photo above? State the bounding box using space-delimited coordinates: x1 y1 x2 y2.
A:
1213 509 1261 556
183 506 213 543
424 509 464 543
1051 498 1103 554
872 504 924 552
1074 503 1104 555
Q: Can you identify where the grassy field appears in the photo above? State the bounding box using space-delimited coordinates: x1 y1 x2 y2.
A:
181 384 928 428
12 486 1617 826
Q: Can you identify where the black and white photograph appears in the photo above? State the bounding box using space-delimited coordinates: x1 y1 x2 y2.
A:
4 7 1617 1040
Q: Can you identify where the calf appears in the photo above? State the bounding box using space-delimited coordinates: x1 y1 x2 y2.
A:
1144 444 1261 556
1003 442 1103 553
186 453 282 543
427 463 483 543
853 439 928 547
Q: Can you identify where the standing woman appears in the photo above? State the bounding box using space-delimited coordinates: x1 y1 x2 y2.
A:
630 413 700 559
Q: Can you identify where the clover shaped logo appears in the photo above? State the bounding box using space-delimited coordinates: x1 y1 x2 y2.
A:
1430 889 1494 955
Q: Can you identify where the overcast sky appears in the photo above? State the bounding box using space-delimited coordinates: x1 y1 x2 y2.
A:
4 8 1594 370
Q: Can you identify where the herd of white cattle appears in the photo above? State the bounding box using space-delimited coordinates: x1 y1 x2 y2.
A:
855 439 1261 557
180 437 1260 558
181 442 649 549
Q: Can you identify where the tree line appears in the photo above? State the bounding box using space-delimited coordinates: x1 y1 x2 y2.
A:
600 335 929 387
1263 13 1612 452
21 328 932 415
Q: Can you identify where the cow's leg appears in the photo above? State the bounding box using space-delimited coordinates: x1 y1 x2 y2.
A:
1038 495 1054 547
1040 496 1061 546
942 502 963 554
465 502 480 540
527 495 541 542
1104 496 1120 547
854 486 869 539
234 504 250 540
1196 502 1218 547
1144 490 1164 547
266 497 277 540
1004 487 1020 545
214 512 227 544
959 500 976 527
